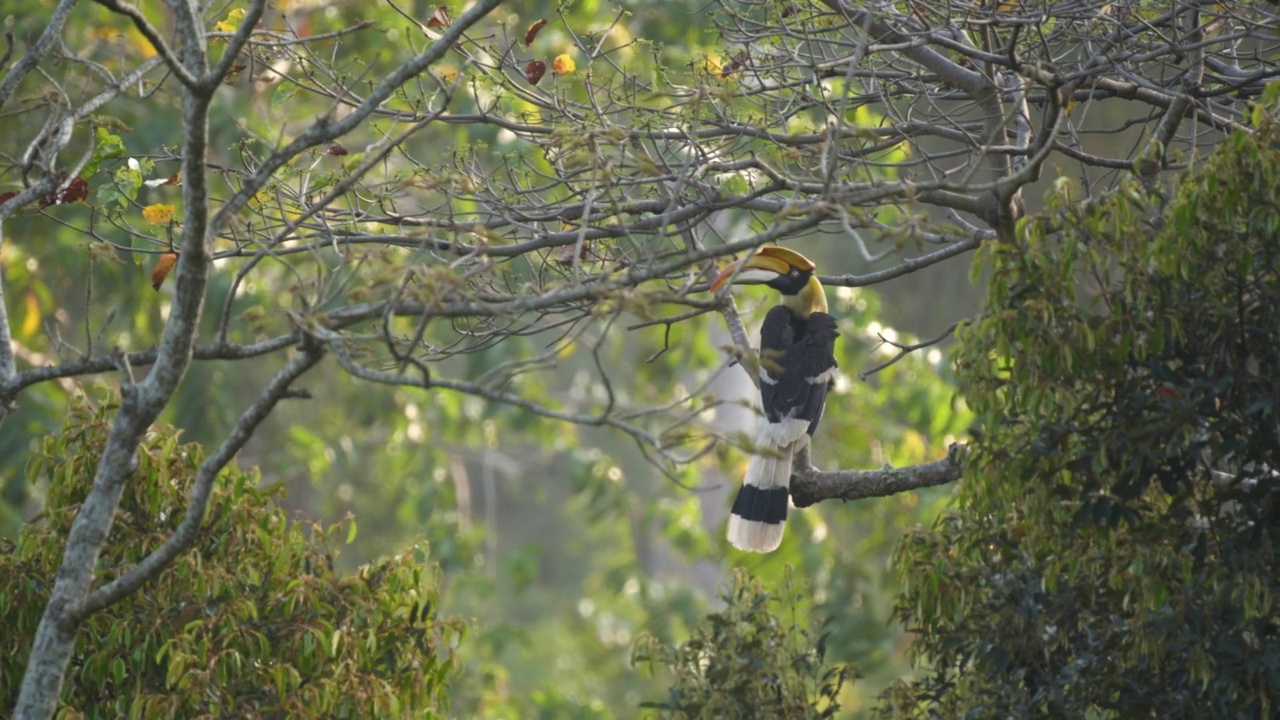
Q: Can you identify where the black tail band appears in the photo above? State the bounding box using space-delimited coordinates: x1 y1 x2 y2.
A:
730 484 788 524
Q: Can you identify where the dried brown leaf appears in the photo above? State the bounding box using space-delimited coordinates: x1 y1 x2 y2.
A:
524 19 547 46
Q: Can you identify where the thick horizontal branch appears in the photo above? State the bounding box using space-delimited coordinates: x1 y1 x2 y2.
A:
790 443 964 507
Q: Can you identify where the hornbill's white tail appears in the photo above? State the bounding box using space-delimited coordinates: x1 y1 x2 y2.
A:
727 419 811 552
711 247 839 554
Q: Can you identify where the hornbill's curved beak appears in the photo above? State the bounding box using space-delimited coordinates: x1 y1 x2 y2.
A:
710 247 816 291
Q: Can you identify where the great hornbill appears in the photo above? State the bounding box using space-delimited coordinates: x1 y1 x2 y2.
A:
711 246 839 552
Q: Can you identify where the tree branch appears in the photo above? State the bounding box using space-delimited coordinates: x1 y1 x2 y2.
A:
90 0 201 89
0 0 77 111
13 3 217 711
0 335 300 403
790 443 965 507
78 343 324 618
0 224 13 388
207 0 505 238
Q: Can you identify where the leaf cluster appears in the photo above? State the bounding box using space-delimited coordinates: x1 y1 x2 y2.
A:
884 102 1280 718
634 569 854 719
0 398 464 719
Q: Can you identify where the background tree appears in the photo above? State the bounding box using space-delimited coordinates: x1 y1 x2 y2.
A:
0 0 1277 716
887 98 1280 719
2 399 462 717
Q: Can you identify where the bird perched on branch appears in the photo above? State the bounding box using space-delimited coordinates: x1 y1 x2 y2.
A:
711 247 838 552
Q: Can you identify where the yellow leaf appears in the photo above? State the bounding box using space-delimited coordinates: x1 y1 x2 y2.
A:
125 27 158 59
215 8 246 33
436 64 459 84
142 203 175 225
552 53 576 75
21 291 39 338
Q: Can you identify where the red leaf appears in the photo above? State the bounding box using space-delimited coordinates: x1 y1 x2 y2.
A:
62 176 88 203
39 175 88 207
525 60 547 85
0 191 16 205
327 144 349 156
222 63 247 85
426 6 451 28
151 252 179 292
1155 386 1182 401
524 19 547 46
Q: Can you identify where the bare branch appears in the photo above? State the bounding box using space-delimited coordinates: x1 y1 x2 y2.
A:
791 443 965 507
207 0 505 237
0 0 77 111
6 0 1279 707
860 321 960 381
90 0 201 89
0 224 14 388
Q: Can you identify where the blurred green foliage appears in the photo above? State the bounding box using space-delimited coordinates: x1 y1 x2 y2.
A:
885 98 1280 718
0 397 463 718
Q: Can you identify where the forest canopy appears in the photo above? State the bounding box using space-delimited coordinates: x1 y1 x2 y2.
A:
1 0 1278 717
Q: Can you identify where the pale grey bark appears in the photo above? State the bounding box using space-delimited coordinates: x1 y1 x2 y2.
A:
0 0 80 109
0 0 83 390
10 0 504 715
791 444 965 508
0 225 12 384
11 0 217 706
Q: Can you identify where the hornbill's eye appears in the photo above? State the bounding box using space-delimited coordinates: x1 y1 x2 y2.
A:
789 269 800 277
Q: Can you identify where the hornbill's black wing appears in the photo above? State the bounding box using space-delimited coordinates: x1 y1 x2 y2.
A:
758 307 838 436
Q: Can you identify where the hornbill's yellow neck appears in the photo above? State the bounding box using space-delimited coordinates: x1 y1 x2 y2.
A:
780 275 827 318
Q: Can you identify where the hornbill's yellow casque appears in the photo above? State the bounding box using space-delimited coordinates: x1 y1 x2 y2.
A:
711 247 838 553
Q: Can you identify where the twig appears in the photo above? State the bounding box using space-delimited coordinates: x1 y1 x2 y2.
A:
860 321 961 380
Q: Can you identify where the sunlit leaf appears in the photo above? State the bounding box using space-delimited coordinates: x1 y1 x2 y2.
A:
142 203 175 225
21 291 40 338
144 171 181 188
552 53 576 75
215 8 246 33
